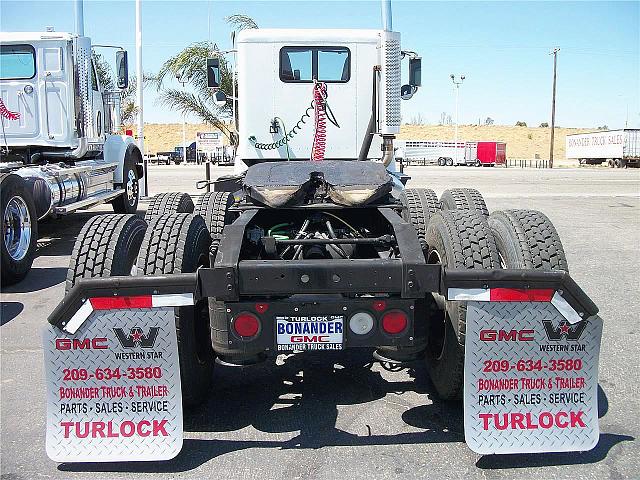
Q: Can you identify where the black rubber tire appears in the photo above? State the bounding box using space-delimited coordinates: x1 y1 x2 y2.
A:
144 192 194 223
439 188 489 216
137 214 213 408
437 157 445 166
66 214 147 293
445 157 454 166
425 210 499 400
399 188 439 248
112 146 140 214
488 209 569 272
1 174 38 286
194 192 235 238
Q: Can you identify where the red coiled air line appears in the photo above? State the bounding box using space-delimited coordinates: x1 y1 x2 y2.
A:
311 81 328 161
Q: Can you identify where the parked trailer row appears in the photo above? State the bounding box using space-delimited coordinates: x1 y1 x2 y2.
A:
397 140 506 167
566 129 640 168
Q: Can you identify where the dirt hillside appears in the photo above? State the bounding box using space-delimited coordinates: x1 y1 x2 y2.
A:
138 123 595 165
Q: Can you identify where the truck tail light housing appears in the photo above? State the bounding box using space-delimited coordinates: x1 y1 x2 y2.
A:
233 312 260 338
381 310 408 335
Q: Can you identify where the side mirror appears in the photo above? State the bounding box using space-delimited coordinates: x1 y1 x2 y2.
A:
401 84 416 100
207 58 220 88
409 57 421 87
116 50 128 89
213 90 227 107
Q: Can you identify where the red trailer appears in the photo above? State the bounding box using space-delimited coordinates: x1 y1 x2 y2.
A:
462 141 507 166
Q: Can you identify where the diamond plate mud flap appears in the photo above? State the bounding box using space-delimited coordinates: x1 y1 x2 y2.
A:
463 301 603 454
43 307 183 462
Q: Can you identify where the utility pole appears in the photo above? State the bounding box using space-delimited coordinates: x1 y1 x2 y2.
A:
136 0 145 194
450 74 465 165
549 48 560 169
176 74 188 164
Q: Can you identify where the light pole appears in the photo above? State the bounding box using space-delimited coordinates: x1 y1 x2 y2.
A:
176 73 188 164
450 74 465 164
549 48 559 169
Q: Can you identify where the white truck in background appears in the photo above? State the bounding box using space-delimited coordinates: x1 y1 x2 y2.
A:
566 129 640 168
0 31 144 285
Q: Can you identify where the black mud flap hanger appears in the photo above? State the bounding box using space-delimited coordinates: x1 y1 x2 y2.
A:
442 269 599 323
48 268 599 333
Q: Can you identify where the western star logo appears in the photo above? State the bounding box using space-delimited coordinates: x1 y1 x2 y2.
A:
113 327 160 348
542 319 587 341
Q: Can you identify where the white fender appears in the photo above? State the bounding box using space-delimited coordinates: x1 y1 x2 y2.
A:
103 134 139 184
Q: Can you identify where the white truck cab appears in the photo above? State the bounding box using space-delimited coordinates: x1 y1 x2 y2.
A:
0 31 143 285
222 28 420 175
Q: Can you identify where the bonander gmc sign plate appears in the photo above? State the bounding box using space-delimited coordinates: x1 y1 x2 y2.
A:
464 301 603 454
43 307 183 462
276 315 344 351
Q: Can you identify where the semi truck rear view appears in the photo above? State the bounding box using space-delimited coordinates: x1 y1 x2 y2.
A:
42 0 604 463
566 128 640 168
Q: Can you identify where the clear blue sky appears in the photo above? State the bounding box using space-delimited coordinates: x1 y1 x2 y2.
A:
2 0 638 128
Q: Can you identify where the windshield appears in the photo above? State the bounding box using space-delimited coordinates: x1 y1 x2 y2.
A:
0 44 36 80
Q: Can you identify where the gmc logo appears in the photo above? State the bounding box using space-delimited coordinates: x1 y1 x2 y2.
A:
291 335 331 343
479 329 534 342
55 338 108 350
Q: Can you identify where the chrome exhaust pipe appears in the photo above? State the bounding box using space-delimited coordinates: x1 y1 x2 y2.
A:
41 138 88 160
382 0 392 31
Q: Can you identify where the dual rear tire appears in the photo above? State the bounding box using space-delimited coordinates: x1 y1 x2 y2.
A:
137 214 213 408
67 203 222 409
401 187 569 400
423 207 568 400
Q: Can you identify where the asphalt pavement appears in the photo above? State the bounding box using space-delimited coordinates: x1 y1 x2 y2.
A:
1 164 639 479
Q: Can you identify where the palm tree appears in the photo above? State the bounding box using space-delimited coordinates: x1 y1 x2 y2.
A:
150 15 258 145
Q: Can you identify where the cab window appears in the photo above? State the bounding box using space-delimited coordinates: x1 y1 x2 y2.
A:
0 44 36 80
280 47 350 83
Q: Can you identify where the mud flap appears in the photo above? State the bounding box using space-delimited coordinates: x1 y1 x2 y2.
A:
43 306 183 462
463 301 603 454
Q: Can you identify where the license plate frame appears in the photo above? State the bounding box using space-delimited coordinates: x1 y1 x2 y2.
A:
275 314 345 352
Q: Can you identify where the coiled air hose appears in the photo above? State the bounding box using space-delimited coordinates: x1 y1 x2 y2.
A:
249 82 339 160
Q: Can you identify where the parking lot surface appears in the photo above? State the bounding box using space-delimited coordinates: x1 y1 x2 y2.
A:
2 165 639 479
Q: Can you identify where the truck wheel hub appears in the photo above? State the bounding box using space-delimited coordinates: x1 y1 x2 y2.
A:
126 170 138 205
3 196 32 261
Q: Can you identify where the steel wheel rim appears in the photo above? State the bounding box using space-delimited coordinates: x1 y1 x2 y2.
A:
3 196 32 261
126 169 138 206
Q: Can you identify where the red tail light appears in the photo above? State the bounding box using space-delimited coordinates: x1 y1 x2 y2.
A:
381 310 408 335
372 300 387 312
233 312 260 338
255 303 269 314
